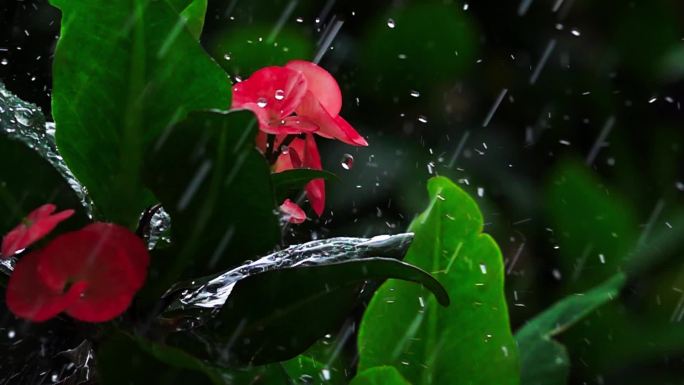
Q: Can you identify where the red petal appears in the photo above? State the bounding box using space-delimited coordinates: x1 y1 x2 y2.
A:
6 251 71 322
65 289 136 323
34 223 148 322
280 199 307 224
296 92 368 147
303 134 326 216
1 204 74 258
232 66 307 133
286 60 342 116
274 138 305 172
26 203 57 222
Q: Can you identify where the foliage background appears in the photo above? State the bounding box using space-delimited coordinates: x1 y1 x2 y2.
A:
2 0 684 383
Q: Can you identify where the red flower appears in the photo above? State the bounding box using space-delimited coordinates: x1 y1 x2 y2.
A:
279 199 307 224
274 134 325 217
6 223 149 323
233 60 368 221
1 204 74 259
232 60 368 146
232 66 317 135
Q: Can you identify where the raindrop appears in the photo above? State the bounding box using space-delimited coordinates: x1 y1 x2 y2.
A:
298 374 314 384
0 58 7 66
417 115 428 123
479 264 488 274
341 153 354 170
321 369 331 381
256 97 268 108
280 145 289 154
570 29 581 36
295 17 304 23
387 18 396 28
223 53 231 61
7 329 15 339
410 90 420 98
274 89 285 100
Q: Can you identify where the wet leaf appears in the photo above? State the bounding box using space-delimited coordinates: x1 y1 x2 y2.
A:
272 168 338 202
515 274 625 385
282 355 345 385
161 233 447 366
358 176 519 385
0 83 88 254
49 0 231 226
350 367 412 385
143 110 278 287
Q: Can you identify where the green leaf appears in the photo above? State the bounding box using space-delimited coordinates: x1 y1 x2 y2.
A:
97 332 226 385
179 257 448 366
143 110 278 284
351 367 412 385
208 24 313 76
167 0 208 39
282 355 345 385
358 176 519 385
546 161 638 290
49 0 231 226
0 83 87 238
272 168 338 202
515 274 625 385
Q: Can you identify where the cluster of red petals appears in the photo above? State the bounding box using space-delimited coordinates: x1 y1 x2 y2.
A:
3 205 149 323
1 204 74 258
232 60 368 221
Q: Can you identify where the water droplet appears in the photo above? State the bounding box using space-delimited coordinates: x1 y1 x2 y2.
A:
280 145 289 154
223 53 231 60
340 153 354 170
479 264 487 274
410 90 420 98
0 58 7 66
275 89 285 100
387 18 396 28
7 329 15 339
256 97 268 108
417 115 428 123
296 17 304 23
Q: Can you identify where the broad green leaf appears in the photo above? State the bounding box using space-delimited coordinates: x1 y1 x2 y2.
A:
361 3 477 97
208 25 313 76
547 160 638 290
175 257 448 366
143 110 278 285
272 168 338 202
167 0 208 39
515 274 625 385
97 332 226 385
50 0 231 226
351 367 412 385
358 176 519 385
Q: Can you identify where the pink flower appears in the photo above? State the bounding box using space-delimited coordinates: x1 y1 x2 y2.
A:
232 60 368 146
6 223 149 323
232 60 368 221
274 134 325 217
1 204 74 258
279 199 307 224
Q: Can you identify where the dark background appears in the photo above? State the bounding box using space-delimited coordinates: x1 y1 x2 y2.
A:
2 0 684 383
